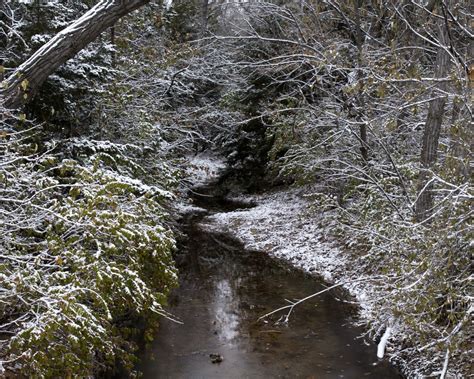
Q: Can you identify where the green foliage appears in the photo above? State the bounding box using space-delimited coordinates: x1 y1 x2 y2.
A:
1 136 178 378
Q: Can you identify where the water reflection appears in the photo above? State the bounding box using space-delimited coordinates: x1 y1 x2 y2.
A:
212 279 240 343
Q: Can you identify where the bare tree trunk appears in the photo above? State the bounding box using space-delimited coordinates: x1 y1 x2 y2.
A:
201 0 209 37
414 16 451 221
0 0 150 109
354 0 369 163
110 26 117 68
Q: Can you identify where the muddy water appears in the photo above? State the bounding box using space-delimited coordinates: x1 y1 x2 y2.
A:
140 188 401 379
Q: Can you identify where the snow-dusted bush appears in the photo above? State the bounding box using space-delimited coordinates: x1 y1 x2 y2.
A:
329 176 472 375
0 118 177 377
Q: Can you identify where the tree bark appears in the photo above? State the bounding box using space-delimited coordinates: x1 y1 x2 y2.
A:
201 0 209 37
0 0 150 109
354 0 369 163
414 14 451 221
110 26 117 68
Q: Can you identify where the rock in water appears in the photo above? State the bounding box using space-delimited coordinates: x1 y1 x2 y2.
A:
209 353 223 364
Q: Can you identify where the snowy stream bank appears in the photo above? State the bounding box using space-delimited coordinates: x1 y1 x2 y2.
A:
176 153 440 378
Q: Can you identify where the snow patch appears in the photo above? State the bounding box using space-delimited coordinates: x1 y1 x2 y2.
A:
200 187 346 284
184 152 226 188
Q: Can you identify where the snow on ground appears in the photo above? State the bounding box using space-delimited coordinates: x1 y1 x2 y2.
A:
175 152 227 215
200 188 347 284
183 152 226 187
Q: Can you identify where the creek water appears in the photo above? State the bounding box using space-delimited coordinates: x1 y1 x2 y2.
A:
139 185 402 379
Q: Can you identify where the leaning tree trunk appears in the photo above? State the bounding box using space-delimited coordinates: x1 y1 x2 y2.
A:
0 0 150 110
414 14 451 222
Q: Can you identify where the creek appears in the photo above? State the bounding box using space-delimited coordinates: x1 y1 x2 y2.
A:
139 181 402 378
